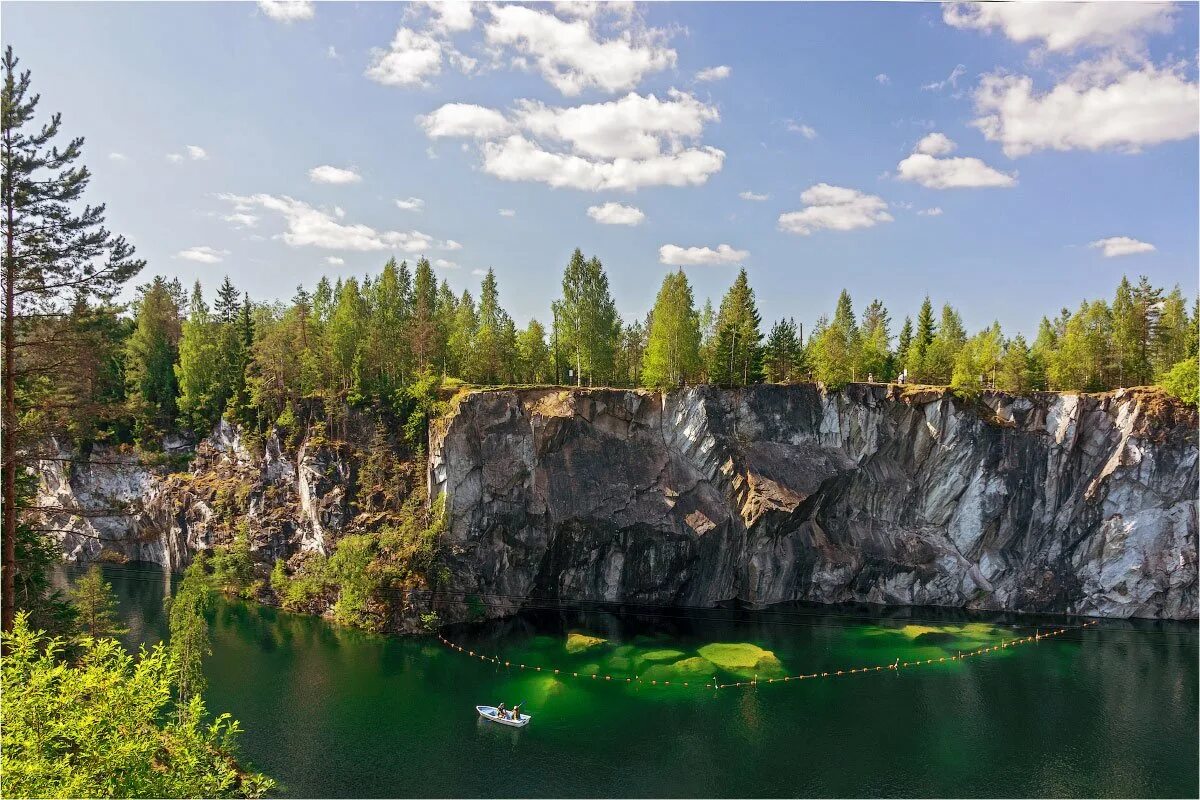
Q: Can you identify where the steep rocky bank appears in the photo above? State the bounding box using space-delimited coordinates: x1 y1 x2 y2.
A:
430 384 1198 621
42 384 1198 622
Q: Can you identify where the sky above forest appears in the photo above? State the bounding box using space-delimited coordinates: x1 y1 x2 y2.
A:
3 1 1198 336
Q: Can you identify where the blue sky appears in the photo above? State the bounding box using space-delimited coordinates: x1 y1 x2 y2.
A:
4 1 1197 337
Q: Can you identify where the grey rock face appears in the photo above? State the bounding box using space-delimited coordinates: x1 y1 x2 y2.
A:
430 385 1198 620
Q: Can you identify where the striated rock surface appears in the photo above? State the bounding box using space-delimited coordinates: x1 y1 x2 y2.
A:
429 385 1198 620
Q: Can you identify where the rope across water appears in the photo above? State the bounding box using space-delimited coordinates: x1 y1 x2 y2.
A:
437 620 1100 691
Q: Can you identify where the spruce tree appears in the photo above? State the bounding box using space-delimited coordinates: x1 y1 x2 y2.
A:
125 277 182 437
763 318 802 383
447 290 477 379
2 46 144 631
68 565 128 640
923 304 966 385
896 316 913 372
858 299 891 381
409 257 439 370
906 297 936 382
707 269 763 387
175 281 224 430
997 334 1032 393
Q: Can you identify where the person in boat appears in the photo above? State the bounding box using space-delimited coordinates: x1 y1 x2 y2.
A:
511 703 522 720
496 702 506 718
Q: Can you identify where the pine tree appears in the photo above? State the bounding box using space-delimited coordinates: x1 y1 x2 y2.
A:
896 316 913 373
68 565 128 640
763 318 803 383
923 304 966 385
2 47 144 631
906 297 936 382
642 270 701 388
409 257 439 371
858 299 892 382
327 277 366 396
707 269 763 387
125 278 182 437
175 281 224 431
447 290 477 380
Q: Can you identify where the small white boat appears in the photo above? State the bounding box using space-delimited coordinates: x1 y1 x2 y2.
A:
476 705 531 727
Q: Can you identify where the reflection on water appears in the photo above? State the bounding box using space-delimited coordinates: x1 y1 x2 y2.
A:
79 563 1199 798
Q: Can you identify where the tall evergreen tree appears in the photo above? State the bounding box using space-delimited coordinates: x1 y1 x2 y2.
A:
408 257 439 371
175 281 224 430
923 304 966 385
1155 285 1190 378
125 278 182 437
997 334 1033 393
2 46 144 631
68 565 128 640
556 249 619 385
858 299 892 381
642 270 701 388
447 289 477 379
707 269 763 387
896 316 913 373
905 297 937 381
763 318 803 383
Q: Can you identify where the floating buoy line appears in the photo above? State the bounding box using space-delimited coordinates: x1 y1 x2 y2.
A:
437 620 1099 691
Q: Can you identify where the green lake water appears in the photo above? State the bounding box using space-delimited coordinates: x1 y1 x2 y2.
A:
96 564 1197 798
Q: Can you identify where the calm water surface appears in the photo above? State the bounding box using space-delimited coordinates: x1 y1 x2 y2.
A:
94 564 1197 798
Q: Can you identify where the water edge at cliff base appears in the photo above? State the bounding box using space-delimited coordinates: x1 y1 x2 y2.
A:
96 563 1197 798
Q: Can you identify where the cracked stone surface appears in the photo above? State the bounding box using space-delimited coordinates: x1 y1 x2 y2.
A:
430 384 1198 621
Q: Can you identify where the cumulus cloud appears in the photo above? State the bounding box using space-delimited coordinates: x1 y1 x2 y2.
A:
223 211 259 228
422 1 475 33
659 243 748 266
177 246 228 264
434 258 460 270
186 145 208 160
108 152 128 162
443 239 463 250
786 120 818 138
973 58 1200 157
498 208 516 217
166 153 184 163
696 65 731 82
922 64 966 92
483 3 675 95
395 197 425 211
419 103 514 138
875 73 891 85
309 165 362 184
325 256 345 266
918 207 944 217
218 193 454 253
365 27 444 87
914 132 956 156
258 0 314 23
895 134 1015 189
587 202 645 225
942 1 1175 53
739 191 769 201
1090 236 1156 257
778 184 893 235
421 89 725 191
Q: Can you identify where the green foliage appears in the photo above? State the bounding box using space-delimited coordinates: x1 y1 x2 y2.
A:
763 318 804 383
420 611 441 632
1160 357 1198 406
707 269 763 387
125 276 182 438
175 281 226 431
1 614 273 798
556 249 620 385
167 556 215 712
395 368 447 449
209 528 256 599
327 534 381 630
68 565 128 640
642 270 702 388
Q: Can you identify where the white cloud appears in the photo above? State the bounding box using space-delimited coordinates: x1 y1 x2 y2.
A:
739 191 769 201
325 256 345 266
786 120 818 138
395 197 425 211
483 4 675 95
443 239 462 250
659 244 748 266
922 64 966 92
217 193 453 253
513 89 718 160
433 258 461 270
185 145 208 160
419 103 513 138
327 45 339 59
166 153 184 163
914 132 956 156
223 212 259 228
696 65 731 82
471 268 488 276
424 1 475 33
918 207 944 217
498 208 516 217
308 165 362 184
942 2 1175 53
108 152 128 162
365 27 444 87
587 202 645 225
973 59 1200 157
778 184 893 235
1090 236 1156 258
423 90 725 191
177 246 229 264
875 73 891 85
258 0 314 23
